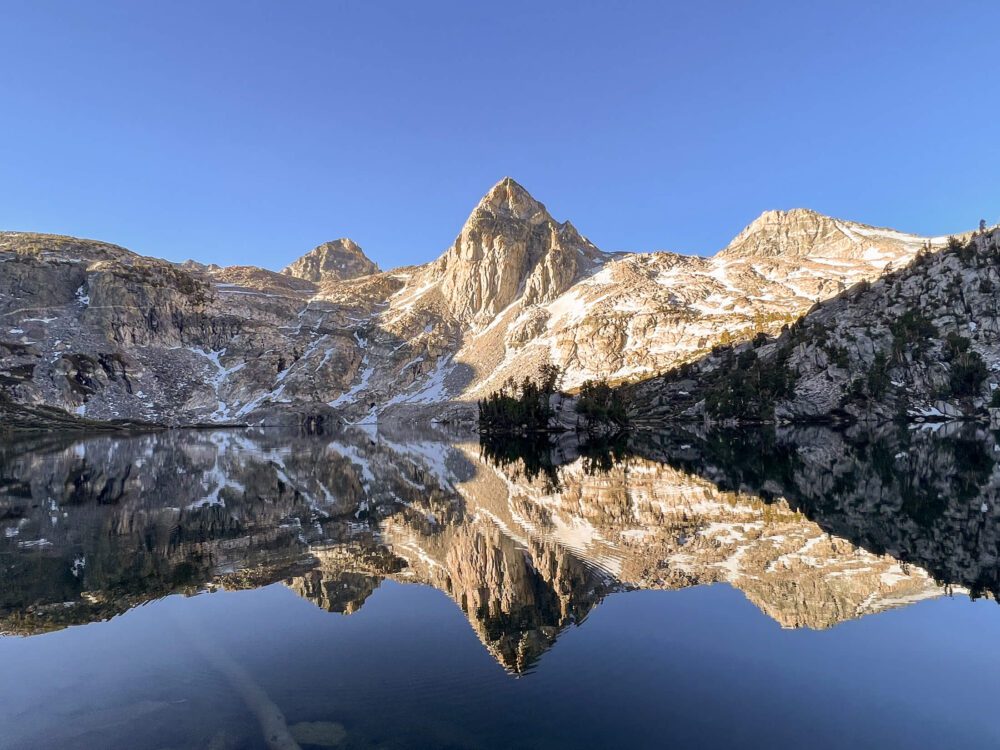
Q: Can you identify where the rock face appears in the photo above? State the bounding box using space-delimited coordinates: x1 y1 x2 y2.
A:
628 227 1000 424
718 208 927 261
281 238 379 282
430 177 604 325
0 182 960 428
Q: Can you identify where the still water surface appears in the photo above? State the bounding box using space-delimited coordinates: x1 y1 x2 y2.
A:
1 424 999 749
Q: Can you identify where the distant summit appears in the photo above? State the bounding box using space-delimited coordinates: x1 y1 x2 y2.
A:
718 208 929 261
282 238 378 282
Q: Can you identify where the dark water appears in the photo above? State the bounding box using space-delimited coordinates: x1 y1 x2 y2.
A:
2 423 999 749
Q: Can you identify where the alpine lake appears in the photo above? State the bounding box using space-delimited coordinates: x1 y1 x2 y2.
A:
2 422 999 749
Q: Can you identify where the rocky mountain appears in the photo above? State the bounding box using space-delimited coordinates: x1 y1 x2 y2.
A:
627 227 1000 425
281 238 379 282
6 424 988 671
0 180 956 428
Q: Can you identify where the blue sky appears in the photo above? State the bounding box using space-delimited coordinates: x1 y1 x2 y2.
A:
2 2 998 270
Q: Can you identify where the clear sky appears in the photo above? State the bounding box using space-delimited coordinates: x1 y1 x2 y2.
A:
2 2 998 271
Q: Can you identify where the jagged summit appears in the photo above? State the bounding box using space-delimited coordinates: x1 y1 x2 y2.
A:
281 238 379 283
472 177 550 224
430 178 603 324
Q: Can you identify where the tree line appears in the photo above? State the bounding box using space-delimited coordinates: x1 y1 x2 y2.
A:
478 365 629 432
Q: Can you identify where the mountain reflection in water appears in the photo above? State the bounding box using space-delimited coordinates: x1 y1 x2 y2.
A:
3 422 998 677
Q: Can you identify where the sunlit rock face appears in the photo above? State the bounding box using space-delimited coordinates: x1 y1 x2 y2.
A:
281 238 379 283
429 177 604 326
4 424 997 670
0 181 952 429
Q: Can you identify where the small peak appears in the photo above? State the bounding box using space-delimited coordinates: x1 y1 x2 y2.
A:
282 238 378 283
332 237 362 252
732 207 829 240
746 208 822 229
485 176 524 196
473 177 549 223
718 208 840 259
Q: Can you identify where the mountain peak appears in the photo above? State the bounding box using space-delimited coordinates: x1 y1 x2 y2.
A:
282 238 379 283
429 179 599 325
740 207 827 235
752 207 821 224
472 177 549 224
717 208 928 261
